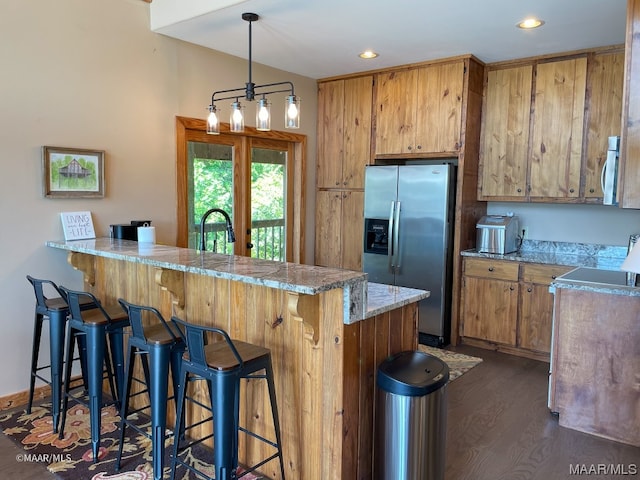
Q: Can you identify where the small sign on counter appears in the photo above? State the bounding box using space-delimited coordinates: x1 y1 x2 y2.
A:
60 211 96 240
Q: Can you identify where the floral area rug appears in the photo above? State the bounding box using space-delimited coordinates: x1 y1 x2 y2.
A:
0 398 262 479
418 345 483 381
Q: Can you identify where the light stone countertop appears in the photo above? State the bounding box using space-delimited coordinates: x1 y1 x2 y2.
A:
46 238 429 324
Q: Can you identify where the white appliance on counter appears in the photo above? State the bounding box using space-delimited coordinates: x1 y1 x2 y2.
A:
601 135 620 205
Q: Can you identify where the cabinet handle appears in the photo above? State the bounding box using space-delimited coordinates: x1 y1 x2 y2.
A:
569 188 575 193
488 267 494 272
417 145 422 150
589 188 595 193
510 286 514 291
527 287 532 292
335 181 340 186
517 188 522 193
551 275 557 279
407 145 412 150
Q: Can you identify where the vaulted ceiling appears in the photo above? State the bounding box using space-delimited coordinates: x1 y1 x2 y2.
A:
149 0 627 79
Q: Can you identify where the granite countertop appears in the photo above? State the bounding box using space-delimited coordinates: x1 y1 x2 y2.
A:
461 239 628 270
46 238 429 324
461 239 640 296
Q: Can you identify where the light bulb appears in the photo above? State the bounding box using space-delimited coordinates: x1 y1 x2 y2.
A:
207 106 219 135
230 101 244 132
285 95 300 129
256 98 271 131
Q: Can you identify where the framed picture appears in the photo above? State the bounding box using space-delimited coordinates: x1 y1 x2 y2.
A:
42 146 105 198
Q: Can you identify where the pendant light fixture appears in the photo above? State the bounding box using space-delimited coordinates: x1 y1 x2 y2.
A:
207 12 301 134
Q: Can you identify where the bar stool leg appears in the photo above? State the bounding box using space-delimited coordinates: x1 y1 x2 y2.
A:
108 329 126 406
149 345 171 480
27 313 44 415
115 345 137 472
265 360 286 479
48 309 67 434
58 325 77 440
86 325 106 462
212 374 240 480
169 368 189 480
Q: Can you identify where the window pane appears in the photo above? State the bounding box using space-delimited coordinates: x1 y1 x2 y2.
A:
251 147 286 261
188 141 234 254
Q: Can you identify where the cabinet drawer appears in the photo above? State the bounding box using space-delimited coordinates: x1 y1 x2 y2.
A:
464 258 519 281
522 264 573 285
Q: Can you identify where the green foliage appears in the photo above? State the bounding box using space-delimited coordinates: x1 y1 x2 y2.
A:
50 156 98 191
192 157 286 259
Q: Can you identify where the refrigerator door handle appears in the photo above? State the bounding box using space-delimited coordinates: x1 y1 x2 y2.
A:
393 201 401 270
388 201 395 272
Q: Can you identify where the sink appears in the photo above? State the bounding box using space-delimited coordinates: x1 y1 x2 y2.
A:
555 267 628 287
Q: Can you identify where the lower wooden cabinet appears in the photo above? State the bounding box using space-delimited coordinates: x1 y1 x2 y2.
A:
461 257 572 361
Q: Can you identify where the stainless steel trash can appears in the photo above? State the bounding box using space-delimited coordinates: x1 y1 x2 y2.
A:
375 350 449 480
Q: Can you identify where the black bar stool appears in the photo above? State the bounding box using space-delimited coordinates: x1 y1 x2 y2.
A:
115 299 185 480
58 286 129 462
169 316 285 480
25 275 95 433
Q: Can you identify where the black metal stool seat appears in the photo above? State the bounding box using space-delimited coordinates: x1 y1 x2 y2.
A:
26 275 95 433
169 317 285 480
58 287 129 463
115 300 185 480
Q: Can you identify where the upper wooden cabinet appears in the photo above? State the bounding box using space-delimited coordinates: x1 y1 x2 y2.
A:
479 65 532 198
374 61 464 156
618 0 640 208
529 57 587 199
478 48 623 203
317 76 373 189
584 51 625 200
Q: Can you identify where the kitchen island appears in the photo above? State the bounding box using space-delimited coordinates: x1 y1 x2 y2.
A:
548 268 640 447
47 238 429 479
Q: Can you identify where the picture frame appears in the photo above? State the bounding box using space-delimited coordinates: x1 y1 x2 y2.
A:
42 146 105 198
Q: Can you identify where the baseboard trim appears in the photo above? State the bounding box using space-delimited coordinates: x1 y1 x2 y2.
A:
0 384 50 411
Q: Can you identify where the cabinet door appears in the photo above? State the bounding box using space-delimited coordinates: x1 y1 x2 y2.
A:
584 52 624 201
479 65 532 198
519 264 572 353
462 275 518 345
341 191 364 270
529 58 587 199
375 69 418 155
343 77 373 189
314 190 343 267
415 62 464 153
619 0 640 208
317 80 345 189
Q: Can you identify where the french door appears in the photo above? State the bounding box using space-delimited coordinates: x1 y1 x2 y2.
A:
176 117 306 263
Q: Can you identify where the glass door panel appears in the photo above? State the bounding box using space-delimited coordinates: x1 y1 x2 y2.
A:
250 146 287 260
188 141 235 254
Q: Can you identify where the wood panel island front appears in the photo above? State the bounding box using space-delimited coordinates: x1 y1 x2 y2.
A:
46 238 429 479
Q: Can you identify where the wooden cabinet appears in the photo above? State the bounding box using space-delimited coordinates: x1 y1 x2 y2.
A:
519 263 572 353
375 61 464 156
461 258 519 346
461 257 572 360
584 51 625 200
314 190 364 270
317 76 373 189
529 58 586 199
479 65 532 198
479 48 623 203
618 0 640 208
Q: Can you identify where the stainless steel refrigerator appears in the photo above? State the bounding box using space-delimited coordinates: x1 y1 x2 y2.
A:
363 164 455 346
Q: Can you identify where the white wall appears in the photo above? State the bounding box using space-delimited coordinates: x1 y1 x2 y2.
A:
488 202 640 246
0 0 317 398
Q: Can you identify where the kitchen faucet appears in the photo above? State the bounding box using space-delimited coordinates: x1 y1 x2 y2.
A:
199 208 236 252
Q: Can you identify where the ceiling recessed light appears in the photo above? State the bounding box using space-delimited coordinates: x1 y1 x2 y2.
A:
517 18 545 29
359 50 379 59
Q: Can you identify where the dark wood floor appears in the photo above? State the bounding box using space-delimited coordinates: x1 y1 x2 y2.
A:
0 345 638 479
445 345 639 480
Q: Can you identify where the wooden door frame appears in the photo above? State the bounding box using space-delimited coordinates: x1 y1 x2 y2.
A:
175 116 307 264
